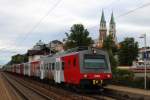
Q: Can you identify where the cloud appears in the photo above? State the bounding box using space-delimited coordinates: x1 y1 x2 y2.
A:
0 0 150 64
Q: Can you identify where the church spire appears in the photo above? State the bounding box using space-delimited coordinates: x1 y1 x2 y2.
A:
110 12 115 24
100 10 106 23
98 10 107 48
109 12 117 43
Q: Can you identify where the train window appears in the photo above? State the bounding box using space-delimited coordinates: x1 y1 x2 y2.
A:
47 64 48 69
46 64 47 69
49 63 52 70
84 54 108 69
73 58 76 67
49 63 51 70
43 65 44 70
44 64 45 69
42 65 43 70
47 64 49 70
37 65 39 70
46 64 48 70
43 64 45 70
45 65 46 70
52 63 55 70
56 62 58 70
62 62 64 70
56 62 59 70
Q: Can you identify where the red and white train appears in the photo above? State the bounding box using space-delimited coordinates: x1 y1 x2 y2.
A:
5 47 112 88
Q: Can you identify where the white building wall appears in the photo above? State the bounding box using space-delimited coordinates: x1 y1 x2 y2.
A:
29 55 42 62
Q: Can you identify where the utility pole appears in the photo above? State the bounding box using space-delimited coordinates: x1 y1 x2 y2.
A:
144 33 147 90
139 33 147 90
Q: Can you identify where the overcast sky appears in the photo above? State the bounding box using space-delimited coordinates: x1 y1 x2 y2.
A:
0 0 150 65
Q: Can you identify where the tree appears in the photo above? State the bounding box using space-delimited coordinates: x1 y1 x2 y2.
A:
42 44 50 54
103 34 118 68
118 37 138 66
64 24 93 49
10 54 28 64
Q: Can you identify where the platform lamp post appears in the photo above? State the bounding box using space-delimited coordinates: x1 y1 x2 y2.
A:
139 33 147 90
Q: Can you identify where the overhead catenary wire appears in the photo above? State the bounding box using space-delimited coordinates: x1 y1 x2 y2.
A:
116 2 150 18
103 0 120 10
1 1 150 63
88 2 150 30
1 1 150 53
16 0 63 47
0 0 62 53
0 0 63 63
0 0 118 53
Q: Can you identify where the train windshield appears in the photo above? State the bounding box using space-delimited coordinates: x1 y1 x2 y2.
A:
84 54 107 69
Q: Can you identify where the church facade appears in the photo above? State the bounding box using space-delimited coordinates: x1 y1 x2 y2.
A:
97 10 117 48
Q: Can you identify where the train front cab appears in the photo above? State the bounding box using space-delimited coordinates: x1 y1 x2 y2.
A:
79 49 112 88
63 49 112 88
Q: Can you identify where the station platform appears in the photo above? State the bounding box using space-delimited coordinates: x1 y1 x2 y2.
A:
106 85 150 97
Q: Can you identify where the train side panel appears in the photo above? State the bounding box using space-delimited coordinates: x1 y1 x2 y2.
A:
62 53 80 84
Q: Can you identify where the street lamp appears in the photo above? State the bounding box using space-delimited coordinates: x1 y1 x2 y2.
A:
139 33 147 90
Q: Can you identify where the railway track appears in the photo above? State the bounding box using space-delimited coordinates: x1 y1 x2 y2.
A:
4 73 117 100
3 72 138 100
3 73 95 100
2 73 53 100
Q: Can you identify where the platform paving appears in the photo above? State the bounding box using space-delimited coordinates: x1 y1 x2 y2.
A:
106 85 150 96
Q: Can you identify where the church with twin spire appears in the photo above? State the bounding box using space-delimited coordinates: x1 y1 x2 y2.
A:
97 10 117 48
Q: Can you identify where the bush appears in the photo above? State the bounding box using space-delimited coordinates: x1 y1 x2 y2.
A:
111 68 150 89
112 68 134 79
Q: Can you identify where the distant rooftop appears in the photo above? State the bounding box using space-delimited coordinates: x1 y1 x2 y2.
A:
50 40 63 44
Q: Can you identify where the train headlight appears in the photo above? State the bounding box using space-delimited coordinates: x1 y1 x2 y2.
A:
84 74 87 78
107 74 111 78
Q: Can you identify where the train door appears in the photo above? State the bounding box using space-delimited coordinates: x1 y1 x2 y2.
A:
44 63 48 79
24 63 26 75
55 58 61 83
20 64 24 75
40 61 44 79
48 63 53 80
28 63 31 76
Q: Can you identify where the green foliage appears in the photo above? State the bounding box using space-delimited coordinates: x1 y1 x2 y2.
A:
118 37 138 66
111 68 150 89
112 68 134 79
10 54 28 64
42 44 50 53
64 24 93 49
103 34 118 54
103 34 118 68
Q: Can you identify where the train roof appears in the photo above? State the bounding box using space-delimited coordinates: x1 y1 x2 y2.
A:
54 46 105 56
40 46 107 61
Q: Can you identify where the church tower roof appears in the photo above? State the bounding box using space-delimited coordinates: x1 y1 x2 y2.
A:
110 12 115 24
100 10 106 23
